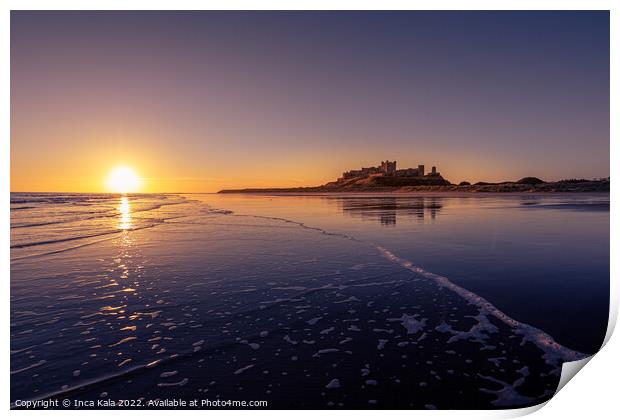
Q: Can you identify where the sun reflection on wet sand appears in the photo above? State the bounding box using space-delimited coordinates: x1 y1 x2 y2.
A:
118 196 132 230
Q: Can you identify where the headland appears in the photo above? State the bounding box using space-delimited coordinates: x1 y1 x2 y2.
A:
219 160 609 193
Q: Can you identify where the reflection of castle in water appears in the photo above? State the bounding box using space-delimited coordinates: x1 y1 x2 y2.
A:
333 197 443 226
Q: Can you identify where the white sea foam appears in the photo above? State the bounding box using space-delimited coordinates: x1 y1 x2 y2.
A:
389 314 426 335
157 378 189 387
374 245 587 365
11 359 46 375
307 317 323 325
234 364 254 375
313 348 339 357
325 379 340 389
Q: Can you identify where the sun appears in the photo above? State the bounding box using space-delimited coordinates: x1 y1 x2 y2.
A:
106 166 142 193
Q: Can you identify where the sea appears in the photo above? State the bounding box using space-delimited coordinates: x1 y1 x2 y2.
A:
10 192 610 409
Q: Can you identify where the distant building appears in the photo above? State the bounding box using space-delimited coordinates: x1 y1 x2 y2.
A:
381 160 397 176
338 160 440 181
395 168 421 177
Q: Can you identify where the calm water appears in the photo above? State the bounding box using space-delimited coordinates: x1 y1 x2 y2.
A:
10 192 609 409
199 193 610 354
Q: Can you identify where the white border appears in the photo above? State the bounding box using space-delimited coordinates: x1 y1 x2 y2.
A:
3 2 616 419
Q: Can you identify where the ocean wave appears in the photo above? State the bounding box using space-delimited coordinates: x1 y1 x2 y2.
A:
10 200 186 230
373 245 588 366
10 221 164 250
10 195 195 255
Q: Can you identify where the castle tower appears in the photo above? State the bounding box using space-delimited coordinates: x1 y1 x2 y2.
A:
381 160 396 176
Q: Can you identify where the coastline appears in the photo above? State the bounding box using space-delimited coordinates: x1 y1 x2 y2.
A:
218 180 610 194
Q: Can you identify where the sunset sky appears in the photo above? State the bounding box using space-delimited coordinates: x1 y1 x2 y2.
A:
11 11 609 193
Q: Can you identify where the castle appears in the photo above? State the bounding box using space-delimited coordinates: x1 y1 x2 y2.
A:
338 160 440 182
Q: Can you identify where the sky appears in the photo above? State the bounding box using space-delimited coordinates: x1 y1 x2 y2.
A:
11 11 609 193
